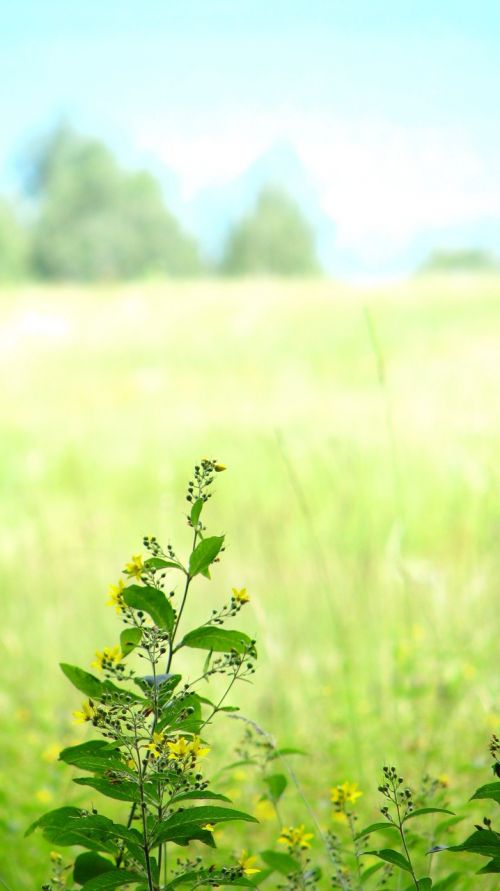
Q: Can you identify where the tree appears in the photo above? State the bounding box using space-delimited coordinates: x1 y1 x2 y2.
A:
421 249 497 273
220 187 320 276
28 125 203 280
0 199 28 281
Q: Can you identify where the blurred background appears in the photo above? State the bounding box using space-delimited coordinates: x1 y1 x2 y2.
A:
1 2 500 887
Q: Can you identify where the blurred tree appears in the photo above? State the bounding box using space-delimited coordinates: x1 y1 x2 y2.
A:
421 249 497 273
0 199 28 281
220 187 320 276
28 125 203 280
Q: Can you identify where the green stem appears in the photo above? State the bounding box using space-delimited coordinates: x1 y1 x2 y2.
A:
394 788 419 890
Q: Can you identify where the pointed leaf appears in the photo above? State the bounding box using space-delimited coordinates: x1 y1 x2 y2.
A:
477 858 500 874
404 807 454 822
60 663 103 698
356 822 399 840
123 585 175 631
120 627 143 656
470 782 500 804
181 626 256 656
73 852 114 884
365 848 412 872
448 829 500 858
190 499 204 527
189 535 224 577
153 805 258 846
263 774 287 802
78 870 143 889
144 557 183 571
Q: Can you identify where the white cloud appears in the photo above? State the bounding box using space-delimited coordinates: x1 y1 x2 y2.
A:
134 107 500 262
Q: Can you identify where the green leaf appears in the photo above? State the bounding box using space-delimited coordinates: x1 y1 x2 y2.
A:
120 627 143 656
153 805 258 846
477 858 500 874
448 829 500 858
73 776 141 803
189 535 224 577
365 848 412 872
123 584 175 631
59 741 131 775
78 870 143 889
356 822 399 840
360 863 384 881
60 663 103 698
470 781 500 804
73 852 114 884
181 626 256 656
157 692 203 733
190 499 204 527
270 747 308 758
260 850 300 875
404 807 455 822
166 871 256 889
169 790 232 805
263 774 287 802
403 880 432 891
144 557 183 571
432 875 462 890
26 806 81 837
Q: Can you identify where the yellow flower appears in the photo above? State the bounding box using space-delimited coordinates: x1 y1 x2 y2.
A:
202 823 215 832
253 798 275 822
92 645 122 671
331 811 348 824
214 463 226 472
237 851 260 876
107 579 126 613
166 736 191 760
231 587 250 604
146 732 166 759
331 781 363 806
35 788 53 804
50 851 62 862
124 554 144 580
278 825 314 850
73 700 96 724
189 735 210 759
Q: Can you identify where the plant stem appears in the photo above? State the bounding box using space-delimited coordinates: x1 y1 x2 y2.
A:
393 788 419 890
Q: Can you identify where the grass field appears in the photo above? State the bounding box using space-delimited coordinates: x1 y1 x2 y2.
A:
1 276 499 888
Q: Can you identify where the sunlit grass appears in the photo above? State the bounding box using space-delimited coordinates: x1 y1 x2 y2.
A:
1 275 499 887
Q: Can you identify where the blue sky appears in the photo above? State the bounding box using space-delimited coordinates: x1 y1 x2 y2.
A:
1 1 500 270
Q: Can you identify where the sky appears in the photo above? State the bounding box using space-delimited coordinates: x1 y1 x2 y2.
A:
1 0 500 272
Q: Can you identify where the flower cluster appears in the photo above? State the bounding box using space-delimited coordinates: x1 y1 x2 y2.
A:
146 733 210 766
330 781 363 809
106 579 126 613
91 645 123 672
278 824 314 851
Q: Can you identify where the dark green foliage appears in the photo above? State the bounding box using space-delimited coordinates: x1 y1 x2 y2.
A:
221 187 320 276
28 124 203 281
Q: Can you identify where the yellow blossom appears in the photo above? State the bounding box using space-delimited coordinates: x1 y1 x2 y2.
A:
166 736 191 760
331 811 348 824
92 645 122 671
214 463 226 472
124 554 144 580
73 700 96 724
231 587 250 604
278 825 314 850
107 579 126 613
36 788 53 804
189 735 210 759
50 851 62 862
331 781 363 806
202 823 215 832
146 732 166 759
237 851 260 876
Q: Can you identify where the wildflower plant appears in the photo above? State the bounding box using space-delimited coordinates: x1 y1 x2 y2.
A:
28 459 261 891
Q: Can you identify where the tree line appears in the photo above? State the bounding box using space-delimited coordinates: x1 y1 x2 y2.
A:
0 125 320 282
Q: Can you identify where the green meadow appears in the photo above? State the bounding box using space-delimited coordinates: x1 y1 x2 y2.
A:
1 275 499 888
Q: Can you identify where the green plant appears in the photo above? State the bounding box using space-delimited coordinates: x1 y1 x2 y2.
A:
28 459 260 890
